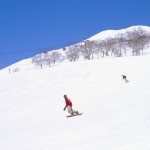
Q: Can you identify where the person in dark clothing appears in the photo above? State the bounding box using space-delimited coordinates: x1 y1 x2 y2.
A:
122 75 129 83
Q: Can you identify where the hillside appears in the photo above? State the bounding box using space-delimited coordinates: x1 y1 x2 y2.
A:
88 25 150 41
0 54 150 150
2 25 150 72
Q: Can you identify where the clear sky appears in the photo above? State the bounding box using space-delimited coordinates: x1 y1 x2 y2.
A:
0 0 150 69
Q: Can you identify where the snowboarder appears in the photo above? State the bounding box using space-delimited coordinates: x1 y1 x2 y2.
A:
122 75 129 83
63 95 79 116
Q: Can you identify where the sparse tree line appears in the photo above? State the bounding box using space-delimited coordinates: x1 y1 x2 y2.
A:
32 51 63 68
32 27 150 68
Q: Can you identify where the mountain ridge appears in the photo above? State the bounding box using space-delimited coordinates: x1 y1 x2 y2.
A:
2 25 150 71
88 25 150 41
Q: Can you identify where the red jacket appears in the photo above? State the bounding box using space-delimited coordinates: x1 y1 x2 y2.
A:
65 97 72 106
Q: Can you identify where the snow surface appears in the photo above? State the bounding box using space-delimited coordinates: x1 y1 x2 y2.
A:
1 54 150 150
88 25 150 41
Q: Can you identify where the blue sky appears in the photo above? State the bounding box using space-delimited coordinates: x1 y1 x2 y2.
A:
0 0 150 69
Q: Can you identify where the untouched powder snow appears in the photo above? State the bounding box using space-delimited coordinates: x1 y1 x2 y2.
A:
88 25 150 41
1 55 150 150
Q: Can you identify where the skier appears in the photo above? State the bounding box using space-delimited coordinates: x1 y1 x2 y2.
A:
122 75 129 83
63 95 79 116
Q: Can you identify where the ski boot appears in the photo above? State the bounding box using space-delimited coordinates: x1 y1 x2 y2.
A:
75 111 79 115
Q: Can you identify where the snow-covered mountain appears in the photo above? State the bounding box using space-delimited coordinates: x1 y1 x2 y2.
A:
0 25 150 150
1 54 150 150
2 25 150 72
88 25 150 41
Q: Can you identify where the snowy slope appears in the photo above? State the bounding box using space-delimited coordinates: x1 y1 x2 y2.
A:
1 54 150 150
88 25 150 41
2 25 150 72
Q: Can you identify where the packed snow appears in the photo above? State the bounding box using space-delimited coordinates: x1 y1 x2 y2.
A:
1 54 150 150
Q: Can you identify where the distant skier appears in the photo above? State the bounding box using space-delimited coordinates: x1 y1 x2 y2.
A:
63 95 79 116
122 75 129 83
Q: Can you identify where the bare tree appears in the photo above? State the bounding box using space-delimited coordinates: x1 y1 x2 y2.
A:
32 53 44 68
31 27 150 68
50 51 62 64
80 40 95 60
89 41 101 58
65 44 80 62
100 38 114 58
126 27 150 55
43 52 52 67
110 35 127 57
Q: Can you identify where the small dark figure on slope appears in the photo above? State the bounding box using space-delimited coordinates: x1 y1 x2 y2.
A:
122 75 129 83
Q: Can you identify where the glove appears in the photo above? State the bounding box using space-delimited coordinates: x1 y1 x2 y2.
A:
63 106 66 111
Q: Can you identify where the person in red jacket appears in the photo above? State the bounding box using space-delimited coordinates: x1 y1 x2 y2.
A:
63 95 78 116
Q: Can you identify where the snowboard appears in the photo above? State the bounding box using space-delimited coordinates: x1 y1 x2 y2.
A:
66 113 82 118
